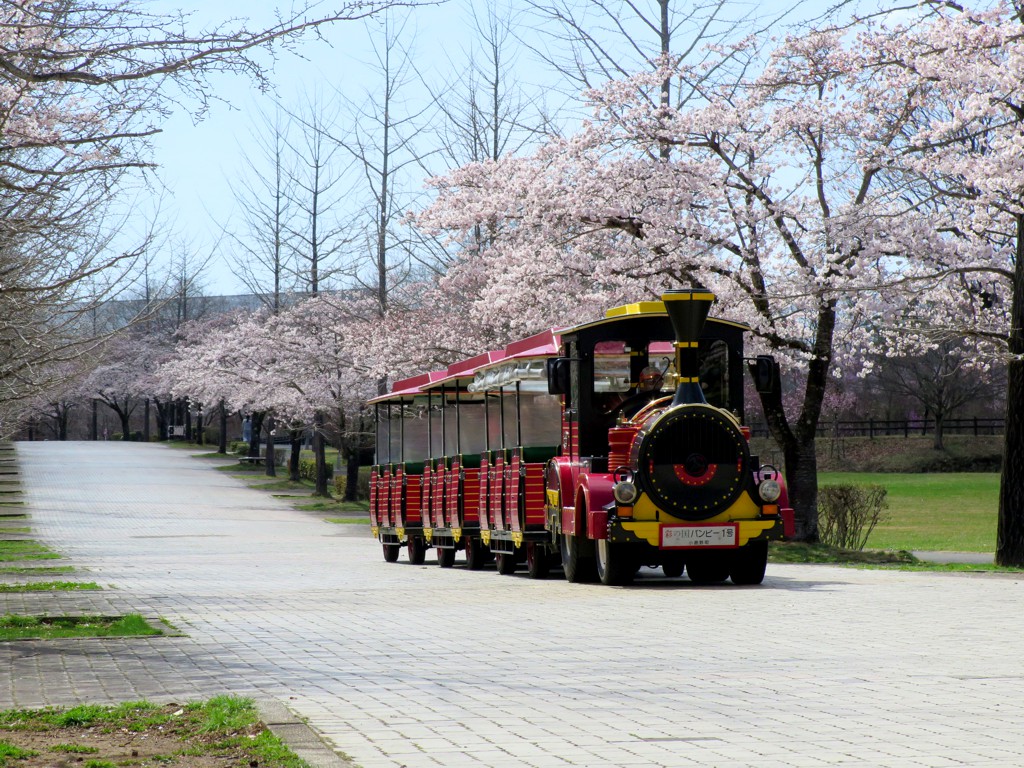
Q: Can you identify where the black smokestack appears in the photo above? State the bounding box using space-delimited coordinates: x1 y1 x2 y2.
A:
662 288 715 406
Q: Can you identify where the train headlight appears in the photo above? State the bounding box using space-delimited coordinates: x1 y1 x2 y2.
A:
613 480 639 505
758 478 782 503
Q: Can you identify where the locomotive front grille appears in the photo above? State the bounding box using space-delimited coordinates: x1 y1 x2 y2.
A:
634 404 749 520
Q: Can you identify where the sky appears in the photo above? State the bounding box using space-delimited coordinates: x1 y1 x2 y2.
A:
140 0 820 298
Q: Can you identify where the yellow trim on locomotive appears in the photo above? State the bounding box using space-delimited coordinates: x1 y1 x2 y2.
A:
620 490 776 547
481 529 491 546
371 526 379 538
424 528 433 543
397 527 405 539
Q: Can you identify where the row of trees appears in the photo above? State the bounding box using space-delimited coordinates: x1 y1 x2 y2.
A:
7 1 1024 565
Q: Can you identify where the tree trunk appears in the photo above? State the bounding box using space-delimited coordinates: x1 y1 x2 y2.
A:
313 411 329 497
218 401 227 454
345 444 361 502
143 398 151 442
264 415 276 477
119 410 131 440
289 430 302 482
248 412 264 458
997 213 1024 566
932 414 945 451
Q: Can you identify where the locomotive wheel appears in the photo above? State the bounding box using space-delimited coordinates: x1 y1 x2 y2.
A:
560 532 596 583
662 555 685 578
495 552 517 575
382 543 400 563
686 552 730 585
730 541 768 585
595 539 636 586
465 538 488 571
526 543 550 580
407 536 426 565
437 546 456 568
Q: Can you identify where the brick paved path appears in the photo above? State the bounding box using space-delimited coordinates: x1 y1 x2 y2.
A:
4 442 1024 767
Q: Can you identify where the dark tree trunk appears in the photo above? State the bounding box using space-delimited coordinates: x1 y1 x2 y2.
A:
345 444 361 502
933 414 945 451
119 410 131 440
185 404 193 442
756 302 836 542
313 411 329 497
997 214 1024 566
218 401 228 454
248 412 265 458
143 399 151 442
264 415 276 477
289 430 302 482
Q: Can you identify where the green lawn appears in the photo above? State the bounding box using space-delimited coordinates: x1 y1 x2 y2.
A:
818 472 999 552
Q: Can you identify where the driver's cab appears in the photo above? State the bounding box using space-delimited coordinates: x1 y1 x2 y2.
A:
551 307 745 463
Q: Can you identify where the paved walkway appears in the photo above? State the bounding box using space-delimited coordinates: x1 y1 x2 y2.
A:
3 442 1024 768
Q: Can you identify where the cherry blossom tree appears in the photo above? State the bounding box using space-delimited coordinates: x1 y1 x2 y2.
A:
838 3 1024 564
414 35 955 540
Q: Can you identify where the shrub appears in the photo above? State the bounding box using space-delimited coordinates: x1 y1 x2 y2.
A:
817 484 890 551
333 476 346 497
298 458 333 481
229 441 249 456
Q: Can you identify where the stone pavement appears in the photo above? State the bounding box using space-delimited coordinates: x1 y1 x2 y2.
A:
3 442 1024 768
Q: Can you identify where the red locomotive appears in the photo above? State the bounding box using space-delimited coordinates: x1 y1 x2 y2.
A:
369 289 794 585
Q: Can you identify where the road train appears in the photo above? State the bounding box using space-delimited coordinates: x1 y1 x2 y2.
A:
368 289 794 586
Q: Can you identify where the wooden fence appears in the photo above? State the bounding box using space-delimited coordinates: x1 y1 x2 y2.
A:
749 417 1005 439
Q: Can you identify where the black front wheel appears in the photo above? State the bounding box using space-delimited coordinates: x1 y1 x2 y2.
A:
595 539 636 586
686 551 730 585
382 543 400 563
730 541 768 585
560 532 596 583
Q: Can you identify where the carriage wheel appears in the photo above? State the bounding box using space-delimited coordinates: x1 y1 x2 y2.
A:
595 539 636 586
382 543 400 563
407 536 426 565
526 543 550 579
495 552 517 575
465 538 488 571
560 532 596 583
437 546 456 568
730 541 768 585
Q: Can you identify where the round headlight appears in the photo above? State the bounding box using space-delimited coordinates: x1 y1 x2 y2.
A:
613 481 638 505
758 478 782 503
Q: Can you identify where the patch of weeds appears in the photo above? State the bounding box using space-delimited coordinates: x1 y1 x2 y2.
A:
0 698 311 768
0 740 39 764
50 743 100 754
0 613 162 641
0 581 98 594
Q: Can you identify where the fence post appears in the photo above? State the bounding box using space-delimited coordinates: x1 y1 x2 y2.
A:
904 420 909 438
869 418 874 439
974 416 979 436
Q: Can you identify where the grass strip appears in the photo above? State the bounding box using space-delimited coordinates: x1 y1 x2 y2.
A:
0 566 73 575
0 540 60 562
0 697 311 768
0 581 100 593
324 517 371 525
0 613 160 641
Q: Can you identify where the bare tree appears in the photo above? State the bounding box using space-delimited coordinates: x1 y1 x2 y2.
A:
0 0 416 431
287 92 350 297
228 105 297 314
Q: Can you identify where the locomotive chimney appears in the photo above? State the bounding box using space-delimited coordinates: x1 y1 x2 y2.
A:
662 288 715 406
